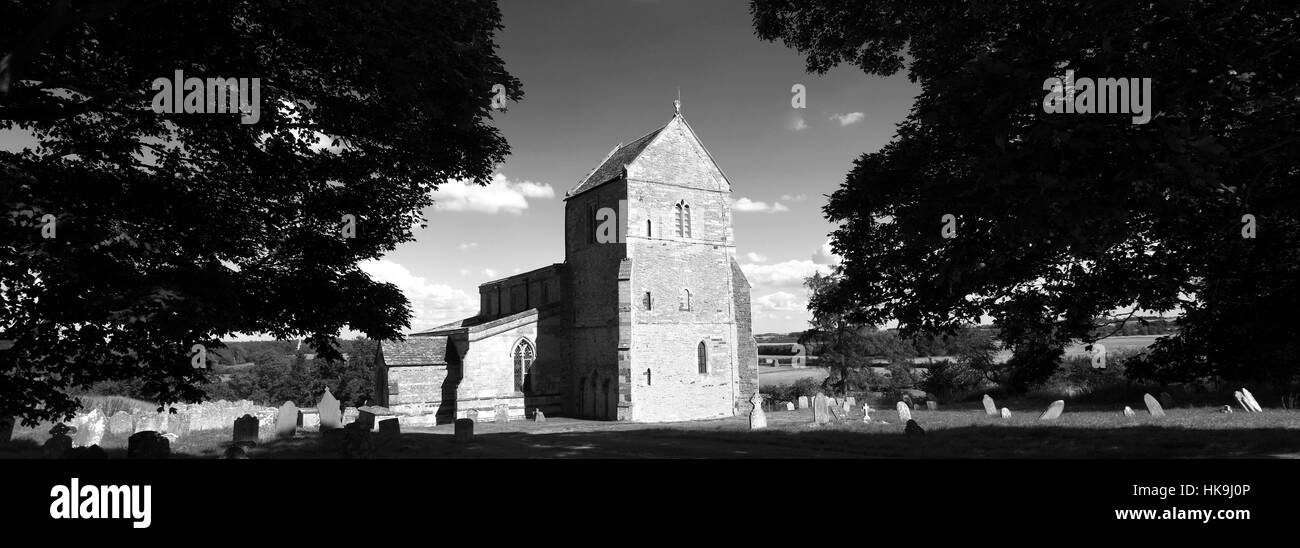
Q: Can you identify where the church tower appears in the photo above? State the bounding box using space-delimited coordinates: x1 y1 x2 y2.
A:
563 104 759 422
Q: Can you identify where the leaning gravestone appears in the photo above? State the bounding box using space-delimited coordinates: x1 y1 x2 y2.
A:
454 418 474 443
1143 393 1166 417
127 431 170 459
275 401 298 439
534 409 546 423
812 393 831 425
797 396 809 409
1038 400 1065 420
1000 407 1011 419
1123 406 1136 417
749 392 766 430
1233 390 1249 412
1241 388 1263 412
232 414 258 445
896 401 912 422
828 401 847 422
494 404 510 424
108 411 133 436
318 389 342 430
982 395 998 417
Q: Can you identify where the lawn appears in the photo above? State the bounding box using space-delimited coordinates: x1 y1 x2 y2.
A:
5 402 1298 459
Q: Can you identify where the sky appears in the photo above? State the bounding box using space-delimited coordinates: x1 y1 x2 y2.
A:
0 0 923 336
371 0 920 334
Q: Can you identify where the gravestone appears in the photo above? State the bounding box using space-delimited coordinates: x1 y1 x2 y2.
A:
300 411 320 431
1233 390 1249 412
1123 406 1136 417
534 409 546 422
797 396 809 409
72 409 105 447
232 414 258 445
318 389 342 430
749 392 766 430
840 399 852 416
982 395 998 417
902 394 913 407
1219 405 1234 414
275 401 299 439
1038 400 1065 420
355 407 377 430
845 396 856 408
108 412 133 436
454 418 474 443
342 407 359 425
135 413 163 433
904 419 925 436
861 404 872 422
912 402 920 411
896 401 912 422
1143 393 1165 417
785 402 795 411
127 431 170 459
1158 392 1175 409
1000 407 1011 419
341 422 373 459
926 401 938 411
829 402 847 422
43 434 72 459
494 404 510 424
0 416 12 447
377 418 401 442
812 393 831 425
1241 388 1263 412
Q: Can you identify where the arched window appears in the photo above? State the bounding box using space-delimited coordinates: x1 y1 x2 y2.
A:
675 201 691 237
513 338 535 393
679 288 691 311
643 291 653 310
697 341 708 374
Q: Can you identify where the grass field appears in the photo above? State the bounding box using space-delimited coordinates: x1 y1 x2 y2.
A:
6 402 1298 459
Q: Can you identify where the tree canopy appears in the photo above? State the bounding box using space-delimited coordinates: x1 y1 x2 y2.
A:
1 0 521 424
753 1 1299 385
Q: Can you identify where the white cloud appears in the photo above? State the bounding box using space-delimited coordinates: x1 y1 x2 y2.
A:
458 269 470 276
812 237 842 265
740 260 833 288
753 291 804 312
433 173 555 214
745 252 768 263
457 242 478 250
359 259 477 331
830 112 865 126
792 116 808 131
482 268 498 278
780 194 807 202
733 197 790 213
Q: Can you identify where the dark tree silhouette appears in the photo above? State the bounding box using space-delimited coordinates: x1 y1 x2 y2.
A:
0 0 521 424
753 1 1300 386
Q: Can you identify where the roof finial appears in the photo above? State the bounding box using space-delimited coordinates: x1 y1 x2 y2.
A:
674 87 681 115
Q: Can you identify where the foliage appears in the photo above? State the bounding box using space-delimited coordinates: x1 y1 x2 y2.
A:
0 1 519 424
801 272 877 396
751 1 1300 387
760 377 823 405
205 338 376 407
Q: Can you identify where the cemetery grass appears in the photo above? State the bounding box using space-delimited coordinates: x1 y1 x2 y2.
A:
6 404 1298 459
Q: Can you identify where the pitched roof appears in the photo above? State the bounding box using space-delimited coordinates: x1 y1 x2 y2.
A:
566 123 667 199
381 337 452 366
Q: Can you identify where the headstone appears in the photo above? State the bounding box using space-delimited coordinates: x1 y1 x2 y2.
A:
1219 405 1234 414
829 402 847 422
342 406 359 425
749 392 766 430
925 401 938 411
982 395 998 417
904 419 925 436
534 409 546 422
494 403 510 424
0 416 12 447
1038 400 1065 420
232 414 258 445
341 422 373 459
784 402 795 411
1123 406 1136 417
840 399 852 416
300 412 320 430
912 402 919 411
1000 407 1011 419
896 401 912 422
43 434 72 459
797 396 809 409
134 413 162 433
1158 392 1174 409
275 401 298 439
812 393 831 425
65 445 108 459
845 396 856 408
71 409 105 447
861 404 872 422
1143 393 1165 417
318 389 342 430
108 411 133 435
127 431 170 459
355 408 377 430
454 418 474 443
1241 388 1263 412
1233 390 1249 412
377 418 401 441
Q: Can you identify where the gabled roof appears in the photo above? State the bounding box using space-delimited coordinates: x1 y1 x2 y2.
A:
565 123 667 199
381 337 452 366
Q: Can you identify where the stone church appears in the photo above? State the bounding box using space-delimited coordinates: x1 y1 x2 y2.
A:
376 105 759 423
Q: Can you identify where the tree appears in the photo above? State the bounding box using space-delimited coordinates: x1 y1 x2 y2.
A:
1 1 521 425
752 1 1300 386
801 272 874 396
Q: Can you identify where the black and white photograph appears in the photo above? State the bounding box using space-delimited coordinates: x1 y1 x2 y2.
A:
1 0 1297 534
